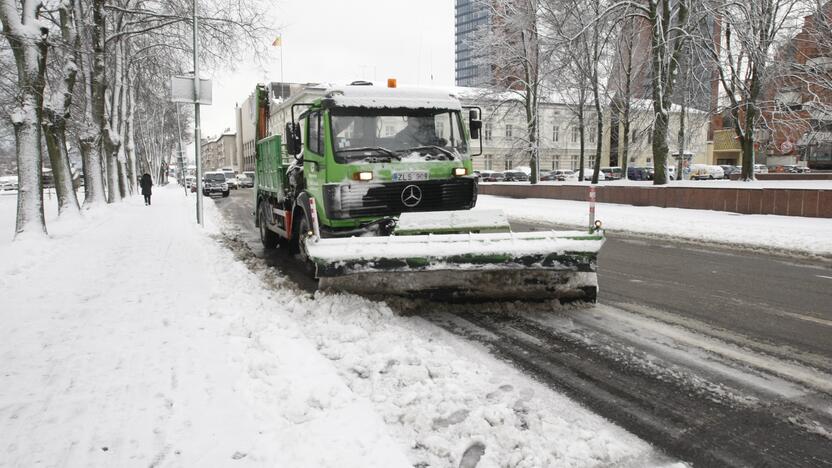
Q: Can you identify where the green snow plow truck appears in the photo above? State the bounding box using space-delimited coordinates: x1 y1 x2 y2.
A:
253 82 605 302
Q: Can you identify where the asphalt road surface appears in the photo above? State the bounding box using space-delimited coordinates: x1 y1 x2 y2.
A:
214 188 832 467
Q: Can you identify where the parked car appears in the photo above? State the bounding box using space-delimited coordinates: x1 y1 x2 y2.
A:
754 164 769 174
720 165 742 178
0 175 19 191
627 166 652 181
773 164 811 174
578 168 606 181
600 167 623 180
237 173 254 188
690 164 725 180
221 170 238 189
480 171 505 182
203 171 230 197
184 175 196 189
502 170 530 182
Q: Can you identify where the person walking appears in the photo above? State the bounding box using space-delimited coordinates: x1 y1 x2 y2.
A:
140 173 153 206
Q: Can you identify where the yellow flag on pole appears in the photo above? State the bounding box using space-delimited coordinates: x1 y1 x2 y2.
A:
272 35 282 47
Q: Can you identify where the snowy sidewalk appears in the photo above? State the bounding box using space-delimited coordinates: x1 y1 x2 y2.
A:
0 186 409 467
476 195 832 257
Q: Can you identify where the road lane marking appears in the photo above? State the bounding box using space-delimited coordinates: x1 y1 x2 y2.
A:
817 275 832 280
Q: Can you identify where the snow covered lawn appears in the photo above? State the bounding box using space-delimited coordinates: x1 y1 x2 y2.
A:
485 179 832 190
476 195 832 258
1 187 676 467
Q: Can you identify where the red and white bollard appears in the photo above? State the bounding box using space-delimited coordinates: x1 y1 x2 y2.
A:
588 186 596 232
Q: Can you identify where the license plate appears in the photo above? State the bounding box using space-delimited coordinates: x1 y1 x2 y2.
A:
392 171 428 182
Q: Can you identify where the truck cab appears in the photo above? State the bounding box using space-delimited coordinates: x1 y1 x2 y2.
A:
256 84 482 245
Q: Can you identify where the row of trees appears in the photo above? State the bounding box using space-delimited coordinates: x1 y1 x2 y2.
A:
1 0 269 239
472 0 832 184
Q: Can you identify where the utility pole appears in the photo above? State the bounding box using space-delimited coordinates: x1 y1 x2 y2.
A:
193 0 203 225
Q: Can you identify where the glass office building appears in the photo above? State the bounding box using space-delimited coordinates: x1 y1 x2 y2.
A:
455 0 492 87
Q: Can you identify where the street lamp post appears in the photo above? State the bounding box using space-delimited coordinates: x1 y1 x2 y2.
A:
192 0 203 225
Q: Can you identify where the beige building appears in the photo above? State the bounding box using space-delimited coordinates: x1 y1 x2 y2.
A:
465 92 710 174
602 101 710 169
201 132 238 172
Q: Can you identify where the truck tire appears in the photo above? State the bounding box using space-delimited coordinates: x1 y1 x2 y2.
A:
259 204 279 249
295 216 316 276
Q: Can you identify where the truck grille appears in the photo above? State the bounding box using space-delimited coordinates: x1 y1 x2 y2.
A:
323 179 477 219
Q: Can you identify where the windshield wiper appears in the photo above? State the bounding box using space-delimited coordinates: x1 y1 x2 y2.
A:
337 147 401 160
400 146 456 160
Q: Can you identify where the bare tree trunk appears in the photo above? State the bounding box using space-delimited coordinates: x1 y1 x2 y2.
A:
1 1 50 238
42 110 80 215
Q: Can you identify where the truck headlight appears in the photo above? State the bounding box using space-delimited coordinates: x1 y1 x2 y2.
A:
353 171 373 181
453 167 467 177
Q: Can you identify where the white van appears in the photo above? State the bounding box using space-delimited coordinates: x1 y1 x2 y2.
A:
690 164 725 180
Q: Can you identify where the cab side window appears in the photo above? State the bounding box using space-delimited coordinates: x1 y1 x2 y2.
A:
308 112 323 155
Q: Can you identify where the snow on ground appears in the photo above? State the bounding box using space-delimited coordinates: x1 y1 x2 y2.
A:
1 187 679 467
485 178 832 190
476 195 832 257
0 186 409 467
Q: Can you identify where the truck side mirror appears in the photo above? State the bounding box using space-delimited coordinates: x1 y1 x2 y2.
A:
469 110 482 140
285 122 302 155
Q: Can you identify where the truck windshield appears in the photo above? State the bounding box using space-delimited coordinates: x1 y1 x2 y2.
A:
205 173 225 182
330 108 467 163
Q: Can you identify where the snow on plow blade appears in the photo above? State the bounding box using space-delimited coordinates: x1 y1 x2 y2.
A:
306 231 605 302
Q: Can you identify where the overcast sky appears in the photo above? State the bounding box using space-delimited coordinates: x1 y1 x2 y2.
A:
200 0 456 137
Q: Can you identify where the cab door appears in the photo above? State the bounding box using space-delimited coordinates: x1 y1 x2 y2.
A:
304 110 327 220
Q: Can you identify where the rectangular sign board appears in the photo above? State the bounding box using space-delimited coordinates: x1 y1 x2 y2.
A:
171 76 213 105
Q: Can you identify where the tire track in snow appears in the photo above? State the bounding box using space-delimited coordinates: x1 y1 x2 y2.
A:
420 306 832 468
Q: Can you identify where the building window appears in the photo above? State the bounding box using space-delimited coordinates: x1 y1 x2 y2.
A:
589 127 596 143
385 125 395 137
571 126 579 143
505 157 513 170
553 126 559 142
632 130 638 143
570 155 578 170
505 124 513 138
647 128 653 144
484 154 493 171
484 122 492 142
552 154 560 170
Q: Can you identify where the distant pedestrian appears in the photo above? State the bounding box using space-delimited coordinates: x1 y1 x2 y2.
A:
140 173 153 206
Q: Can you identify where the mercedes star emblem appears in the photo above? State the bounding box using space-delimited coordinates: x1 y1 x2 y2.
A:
401 184 423 208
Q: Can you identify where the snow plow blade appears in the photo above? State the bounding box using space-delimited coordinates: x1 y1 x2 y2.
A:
305 231 604 302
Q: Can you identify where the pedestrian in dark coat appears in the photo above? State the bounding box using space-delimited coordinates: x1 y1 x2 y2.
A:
140 173 153 205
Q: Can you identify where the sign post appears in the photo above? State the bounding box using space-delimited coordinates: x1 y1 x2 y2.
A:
169 2 212 226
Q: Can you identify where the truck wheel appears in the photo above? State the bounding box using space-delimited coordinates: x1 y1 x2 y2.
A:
295 216 316 276
259 205 279 249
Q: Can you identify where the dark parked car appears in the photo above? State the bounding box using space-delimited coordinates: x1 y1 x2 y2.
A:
481 171 505 182
502 170 529 182
627 166 653 181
